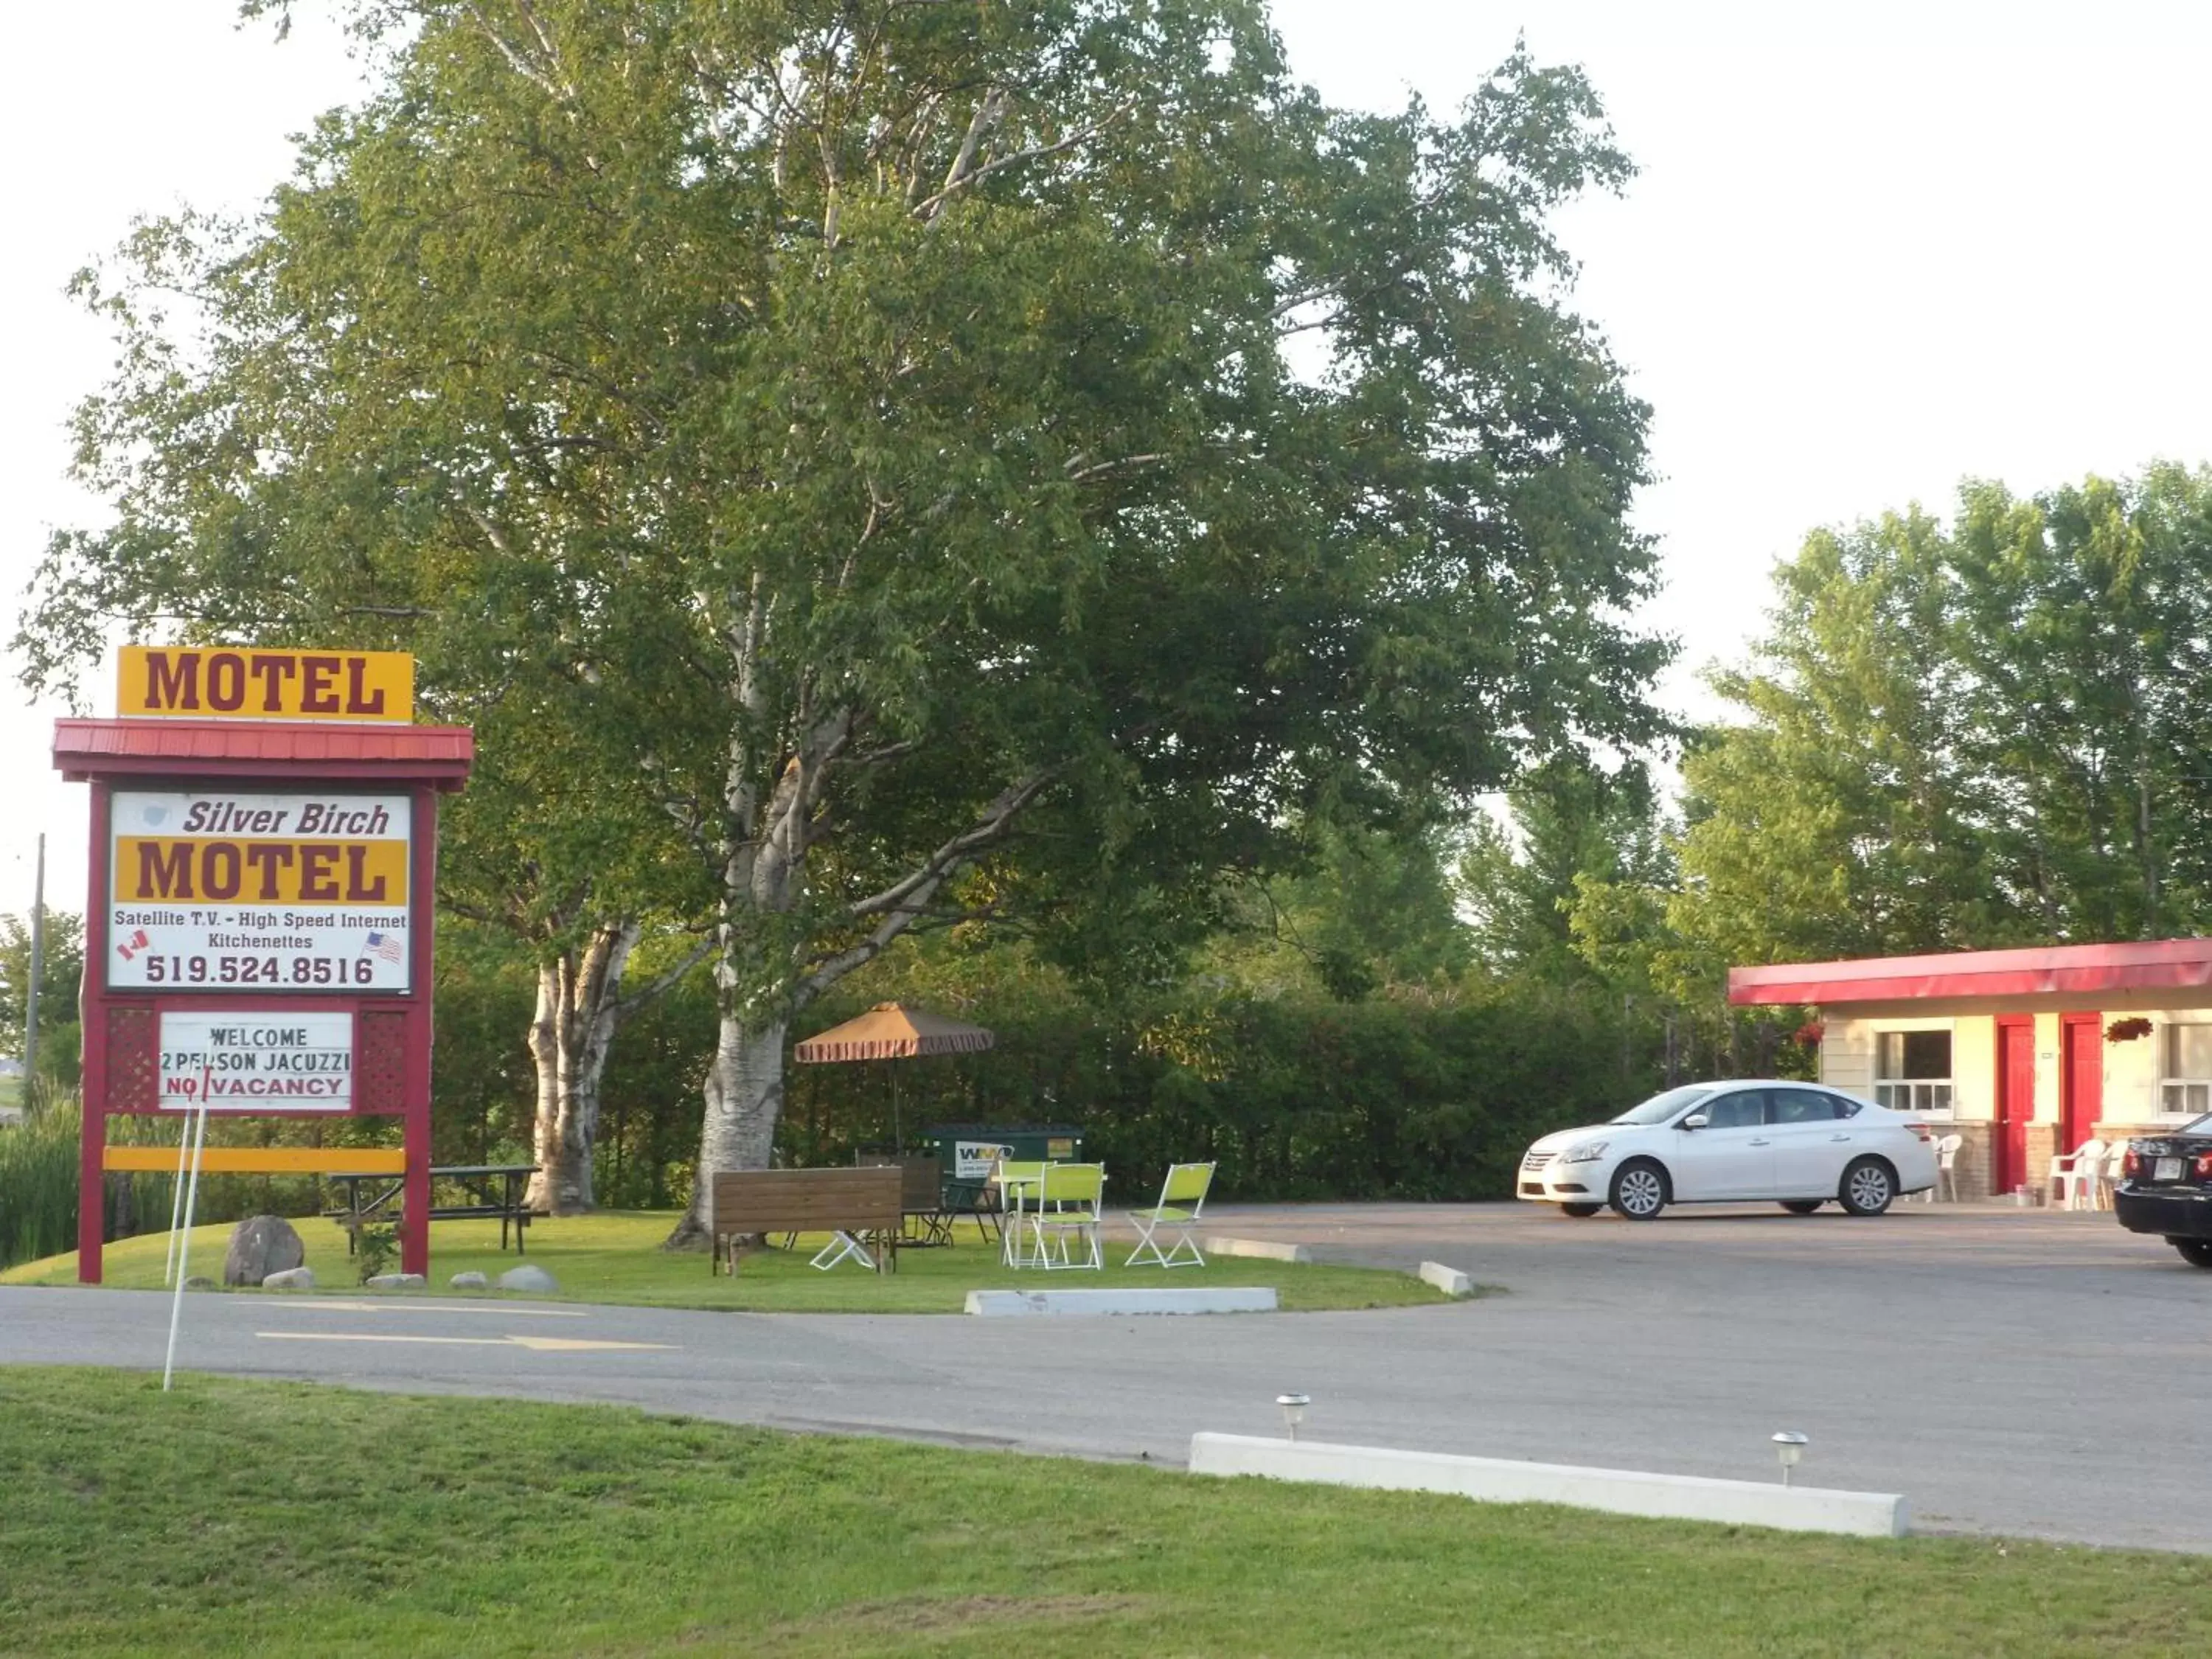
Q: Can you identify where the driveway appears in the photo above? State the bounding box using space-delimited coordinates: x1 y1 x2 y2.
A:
1 1200 2198 1552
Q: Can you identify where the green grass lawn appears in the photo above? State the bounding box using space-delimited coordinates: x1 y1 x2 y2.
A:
0 1208 1446 1313
3 1368 2208 1658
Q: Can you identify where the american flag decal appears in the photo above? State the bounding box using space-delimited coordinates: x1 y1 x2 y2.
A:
363 932 405 964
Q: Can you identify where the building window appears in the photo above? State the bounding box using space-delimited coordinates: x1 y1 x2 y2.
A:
1874 1029 1953 1116
2161 1025 2212 1118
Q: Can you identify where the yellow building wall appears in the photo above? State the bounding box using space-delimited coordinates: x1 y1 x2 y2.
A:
1809 997 2212 1197
1820 1004 2182 1126
2106 1020 2162 1116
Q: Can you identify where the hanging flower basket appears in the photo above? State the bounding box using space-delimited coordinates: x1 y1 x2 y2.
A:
1792 1020 1825 1048
2105 1016 2153 1044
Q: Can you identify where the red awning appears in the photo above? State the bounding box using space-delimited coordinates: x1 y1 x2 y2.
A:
53 718 474 787
1728 937 2212 1006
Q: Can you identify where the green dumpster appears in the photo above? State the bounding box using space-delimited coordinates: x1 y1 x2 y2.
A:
923 1123 1085 1233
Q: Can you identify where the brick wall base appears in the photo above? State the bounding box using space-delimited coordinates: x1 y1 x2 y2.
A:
2020 1121 2057 1200
1947 1123 1994 1197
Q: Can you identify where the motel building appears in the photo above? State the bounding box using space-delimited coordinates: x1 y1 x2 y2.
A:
1728 938 2212 1200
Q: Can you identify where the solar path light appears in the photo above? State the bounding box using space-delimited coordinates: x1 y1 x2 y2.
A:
1771 1430 1809 1486
1277 1394 1311 1441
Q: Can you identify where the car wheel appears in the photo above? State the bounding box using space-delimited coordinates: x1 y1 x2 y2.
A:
1559 1203 1604 1218
1779 1200 1823 1214
1609 1160 1669 1221
2171 1238 2212 1269
1838 1157 1897 1217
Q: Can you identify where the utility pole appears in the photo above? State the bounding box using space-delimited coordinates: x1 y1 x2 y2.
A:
24 833 44 1093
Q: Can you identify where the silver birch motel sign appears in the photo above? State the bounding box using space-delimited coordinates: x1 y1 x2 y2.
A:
63 644 473 1306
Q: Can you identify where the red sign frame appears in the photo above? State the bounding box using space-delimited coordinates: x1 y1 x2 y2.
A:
55 718 473 1281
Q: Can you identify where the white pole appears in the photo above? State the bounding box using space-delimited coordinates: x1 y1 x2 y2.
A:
23 833 42 1090
161 1082 212 1393
162 1113 192 1287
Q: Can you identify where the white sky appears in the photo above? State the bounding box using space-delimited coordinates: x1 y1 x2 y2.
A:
4 1 2211 919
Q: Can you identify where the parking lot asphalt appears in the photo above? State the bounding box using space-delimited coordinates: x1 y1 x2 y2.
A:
2 1200 2202 1552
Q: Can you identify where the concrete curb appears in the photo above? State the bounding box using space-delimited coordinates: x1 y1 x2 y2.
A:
1186 1433 1907 1538
1417 1262 1473 1296
1203 1237 1311 1263
966 1287 1279 1317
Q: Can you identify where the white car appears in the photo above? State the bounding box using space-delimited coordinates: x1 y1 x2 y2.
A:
1517 1081 1937 1220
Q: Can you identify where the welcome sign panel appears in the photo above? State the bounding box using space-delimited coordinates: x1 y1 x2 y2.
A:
108 790 414 992
158 1011 354 1111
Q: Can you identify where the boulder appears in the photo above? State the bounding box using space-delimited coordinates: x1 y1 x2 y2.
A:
448 1271 489 1290
261 1266 316 1291
497 1264 558 1293
364 1273 427 1290
223 1216 305 1287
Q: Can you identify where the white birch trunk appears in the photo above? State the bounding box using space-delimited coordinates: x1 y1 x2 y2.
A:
524 919 641 1216
668 1007 789 1246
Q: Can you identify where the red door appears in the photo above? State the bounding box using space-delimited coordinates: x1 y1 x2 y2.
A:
2061 1013 2103 1155
1995 1018 2035 1195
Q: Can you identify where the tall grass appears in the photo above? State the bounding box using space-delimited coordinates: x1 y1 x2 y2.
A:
0 1091 82 1270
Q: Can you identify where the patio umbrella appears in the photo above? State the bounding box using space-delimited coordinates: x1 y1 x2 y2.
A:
792 1003 995 1152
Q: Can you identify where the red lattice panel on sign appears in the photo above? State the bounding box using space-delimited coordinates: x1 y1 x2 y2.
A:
106 1006 159 1110
358 1010 408 1113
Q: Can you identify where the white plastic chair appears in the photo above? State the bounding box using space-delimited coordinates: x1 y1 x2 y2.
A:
2048 1138 2106 1211
2102 1141 2133 1208
1924 1133 1963 1203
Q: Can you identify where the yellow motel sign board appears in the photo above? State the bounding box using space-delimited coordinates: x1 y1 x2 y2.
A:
119 646 414 723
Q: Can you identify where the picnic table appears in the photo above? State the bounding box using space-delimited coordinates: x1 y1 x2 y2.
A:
327 1163 538 1253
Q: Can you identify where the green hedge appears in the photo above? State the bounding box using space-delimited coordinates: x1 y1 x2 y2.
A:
773 981 1662 1203
0 1096 80 1270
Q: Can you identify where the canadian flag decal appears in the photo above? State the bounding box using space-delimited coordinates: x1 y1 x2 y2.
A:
116 928 150 961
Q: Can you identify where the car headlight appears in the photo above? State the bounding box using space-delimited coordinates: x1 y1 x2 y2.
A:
1561 1141 1609 1163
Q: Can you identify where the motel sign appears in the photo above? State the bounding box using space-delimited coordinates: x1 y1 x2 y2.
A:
56 647 472 1281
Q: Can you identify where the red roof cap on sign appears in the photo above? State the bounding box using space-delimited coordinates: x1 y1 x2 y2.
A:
52 718 474 788
1728 936 2212 1006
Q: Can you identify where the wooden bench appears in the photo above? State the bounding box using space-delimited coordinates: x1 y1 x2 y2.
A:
711 1166 903 1275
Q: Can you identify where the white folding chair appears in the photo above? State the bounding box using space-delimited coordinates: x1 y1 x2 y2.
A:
1125 1161 1216 1268
809 1231 877 1272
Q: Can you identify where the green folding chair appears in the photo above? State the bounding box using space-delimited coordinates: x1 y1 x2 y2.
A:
1124 1161 1215 1267
1029 1162 1106 1271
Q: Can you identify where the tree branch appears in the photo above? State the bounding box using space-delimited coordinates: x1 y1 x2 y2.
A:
1065 452 1167 483
610 939 716 1020
911 98 1132 221
846 768 1054 922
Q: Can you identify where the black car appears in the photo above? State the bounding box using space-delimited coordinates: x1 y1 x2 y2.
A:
2113 1121 2212 1267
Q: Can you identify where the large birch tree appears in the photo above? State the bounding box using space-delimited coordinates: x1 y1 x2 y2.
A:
21 1 1670 1245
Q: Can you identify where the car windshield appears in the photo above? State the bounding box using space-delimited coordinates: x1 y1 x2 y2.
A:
1610 1085 1719 1126
2183 1113 2212 1138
